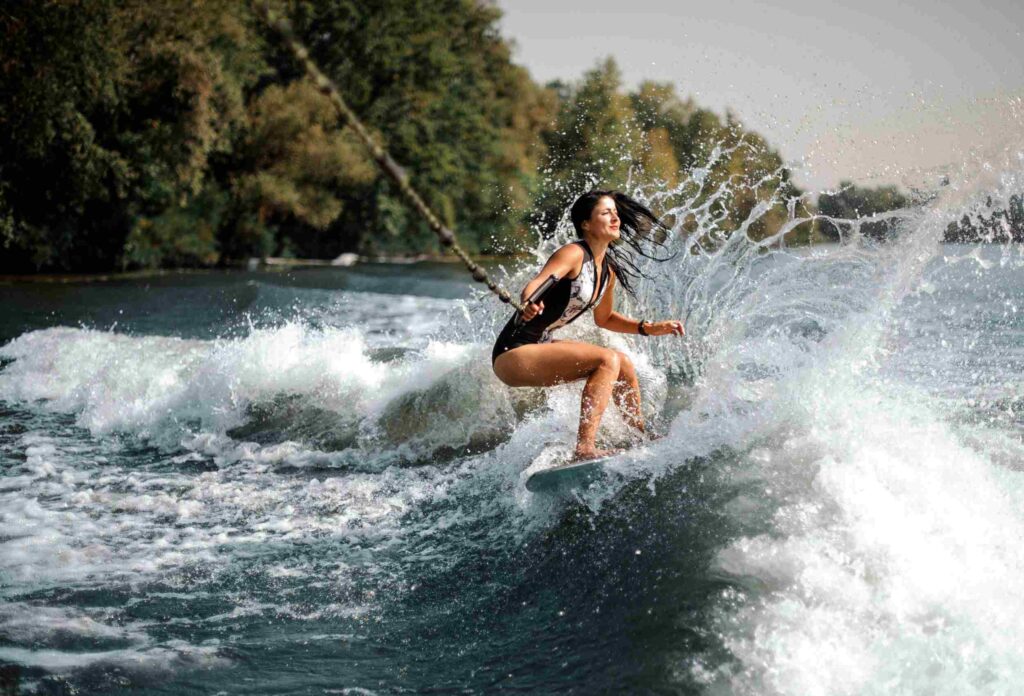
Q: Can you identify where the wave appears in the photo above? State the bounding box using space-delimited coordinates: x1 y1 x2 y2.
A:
656 147 1024 692
0 318 524 466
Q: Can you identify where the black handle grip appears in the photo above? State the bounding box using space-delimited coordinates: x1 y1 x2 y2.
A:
515 274 560 326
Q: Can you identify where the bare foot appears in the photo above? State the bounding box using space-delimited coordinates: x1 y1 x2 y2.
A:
572 446 623 462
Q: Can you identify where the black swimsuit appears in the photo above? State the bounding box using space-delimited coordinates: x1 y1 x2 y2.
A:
491 241 610 364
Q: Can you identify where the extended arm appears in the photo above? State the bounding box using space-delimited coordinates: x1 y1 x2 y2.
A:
593 273 685 336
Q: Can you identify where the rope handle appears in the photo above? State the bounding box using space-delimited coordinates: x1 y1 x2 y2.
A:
252 1 524 312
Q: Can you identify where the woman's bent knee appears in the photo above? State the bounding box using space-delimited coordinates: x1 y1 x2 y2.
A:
615 351 636 377
597 349 620 374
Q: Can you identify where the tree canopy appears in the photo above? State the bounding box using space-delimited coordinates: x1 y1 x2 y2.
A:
817 181 909 241
2 0 817 274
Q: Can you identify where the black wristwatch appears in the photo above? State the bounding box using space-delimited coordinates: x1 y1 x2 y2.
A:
637 320 648 336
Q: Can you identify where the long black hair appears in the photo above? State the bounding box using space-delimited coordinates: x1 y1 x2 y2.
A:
569 190 673 298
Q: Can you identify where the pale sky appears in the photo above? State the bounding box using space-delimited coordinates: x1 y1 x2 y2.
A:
496 0 1024 191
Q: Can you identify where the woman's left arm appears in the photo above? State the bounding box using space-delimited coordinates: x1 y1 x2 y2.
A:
593 273 685 336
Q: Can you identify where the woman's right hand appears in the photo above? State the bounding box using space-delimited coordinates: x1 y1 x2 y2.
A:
520 300 544 322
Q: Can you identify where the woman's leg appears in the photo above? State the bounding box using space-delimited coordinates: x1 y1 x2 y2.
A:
612 351 645 434
493 341 623 459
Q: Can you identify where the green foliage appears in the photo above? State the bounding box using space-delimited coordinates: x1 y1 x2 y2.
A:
817 181 909 241
535 63 804 246
1 1 817 273
123 185 226 267
0 0 268 271
534 59 641 231
287 0 557 256
0 0 131 270
224 81 376 257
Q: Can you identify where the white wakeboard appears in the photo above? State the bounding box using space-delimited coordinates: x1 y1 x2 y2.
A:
525 447 621 493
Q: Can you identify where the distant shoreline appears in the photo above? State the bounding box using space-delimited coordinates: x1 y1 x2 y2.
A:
1 240 1013 284
0 254 526 284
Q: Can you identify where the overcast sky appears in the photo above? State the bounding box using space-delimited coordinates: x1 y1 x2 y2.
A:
496 0 1024 191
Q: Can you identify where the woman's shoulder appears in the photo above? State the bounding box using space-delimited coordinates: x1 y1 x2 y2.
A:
547 242 586 275
553 241 585 256
543 242 585 265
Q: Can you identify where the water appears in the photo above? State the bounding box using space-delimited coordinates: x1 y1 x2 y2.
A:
3 166 1024 694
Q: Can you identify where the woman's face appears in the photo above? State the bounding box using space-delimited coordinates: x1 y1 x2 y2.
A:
583 196 620 241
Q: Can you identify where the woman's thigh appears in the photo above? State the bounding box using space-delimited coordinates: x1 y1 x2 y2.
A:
492 341 617 388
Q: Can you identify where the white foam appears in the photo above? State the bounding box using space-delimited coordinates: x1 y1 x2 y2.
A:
0 603 138 644
0 323 523 464
688 247 1024 693
0 425 455 598
705 370 1024 694
0 641 227 672
674 145 1024 693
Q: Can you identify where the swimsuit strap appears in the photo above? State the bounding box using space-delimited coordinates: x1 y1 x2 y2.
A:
576 239 608 309
574 240 593 275
555 240 608 330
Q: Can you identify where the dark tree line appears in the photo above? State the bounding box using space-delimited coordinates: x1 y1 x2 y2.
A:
818 182 1023 244
944 195 1024 243
13 1 980 274
2 0 556 271
817 181 909 241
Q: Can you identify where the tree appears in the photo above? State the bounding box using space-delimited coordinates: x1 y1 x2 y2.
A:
534 58 641 234
117 0 269 267
534 64 805 248
0 0 268 271
220 81 375 259
0 0 132 271
1 0 557 271
1 1 819 273
817 181 908 241
944 194 1024 243
286 0 557 255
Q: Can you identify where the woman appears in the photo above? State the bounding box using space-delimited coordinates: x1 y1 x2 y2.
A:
492 190 684 461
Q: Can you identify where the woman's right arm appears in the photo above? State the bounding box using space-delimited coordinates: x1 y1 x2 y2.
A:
518 244 583 321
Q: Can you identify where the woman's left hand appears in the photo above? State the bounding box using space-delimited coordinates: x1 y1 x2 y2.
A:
645 320 685 336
